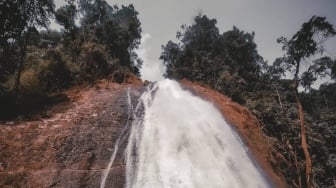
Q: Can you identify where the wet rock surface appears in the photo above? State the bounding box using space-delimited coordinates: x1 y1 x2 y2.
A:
0 80 142 188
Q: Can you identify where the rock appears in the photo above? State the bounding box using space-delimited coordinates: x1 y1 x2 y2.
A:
0 80 142 188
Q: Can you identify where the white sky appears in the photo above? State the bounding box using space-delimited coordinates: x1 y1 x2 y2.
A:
53 0 336 81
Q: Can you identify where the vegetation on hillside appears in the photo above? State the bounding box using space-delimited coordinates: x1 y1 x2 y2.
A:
1 1 336 186
161 14 336 187
0 0 142 119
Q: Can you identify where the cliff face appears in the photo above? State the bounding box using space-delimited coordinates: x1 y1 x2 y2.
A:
0 79 286 187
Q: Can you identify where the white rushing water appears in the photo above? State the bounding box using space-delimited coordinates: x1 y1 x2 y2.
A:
125 79 270 188
101 88 136 188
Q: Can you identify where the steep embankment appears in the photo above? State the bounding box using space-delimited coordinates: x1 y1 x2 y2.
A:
0 79 143 187
0 79 286 187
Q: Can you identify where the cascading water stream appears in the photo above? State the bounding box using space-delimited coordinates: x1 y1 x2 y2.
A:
125 79 271 188
100 87 138 188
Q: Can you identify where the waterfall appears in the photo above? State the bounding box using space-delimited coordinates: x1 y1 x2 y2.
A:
125 79 270 188
100 88 138 188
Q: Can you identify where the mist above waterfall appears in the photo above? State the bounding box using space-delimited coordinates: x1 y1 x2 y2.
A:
125 79 270 188
136 33 166 82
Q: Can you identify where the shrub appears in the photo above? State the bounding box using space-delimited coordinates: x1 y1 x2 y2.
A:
20 69 43 96
78 42 113 80
40 49 72 91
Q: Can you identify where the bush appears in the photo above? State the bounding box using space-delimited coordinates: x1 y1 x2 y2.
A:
40 49 72 91
20 69 44 96
78 42 114 80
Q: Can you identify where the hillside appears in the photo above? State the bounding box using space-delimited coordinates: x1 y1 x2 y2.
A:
1 1 335 187
0 79 290 187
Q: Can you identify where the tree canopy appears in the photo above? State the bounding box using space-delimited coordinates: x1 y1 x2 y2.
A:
276 16 336 90
160 14 263 87
0 0 143 111
55 4 77 34
0 0 54 43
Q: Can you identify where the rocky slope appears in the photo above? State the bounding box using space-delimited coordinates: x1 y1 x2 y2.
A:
0 79 286 187
0 79 143 187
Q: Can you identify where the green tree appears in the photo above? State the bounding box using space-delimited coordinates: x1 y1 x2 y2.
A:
56 0 142 76
0 0 54 96
300 56 336 91
220 27 263 81
161 14 220 82
178 14 219 53
0 1 21 45
79 0 114 26
277 16 336 187
55 4 77 35
277 16 335 88
160 40 182 78
94 4 142 75
161 14 263 86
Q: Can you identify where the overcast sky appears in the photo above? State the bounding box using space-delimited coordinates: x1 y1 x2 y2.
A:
54 0 336 81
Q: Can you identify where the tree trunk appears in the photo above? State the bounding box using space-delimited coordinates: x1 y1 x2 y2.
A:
275 87 283 111
294 61 300 84
292 60 312 187
294 89 312 188
14 52 24 97
14 31 30 99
